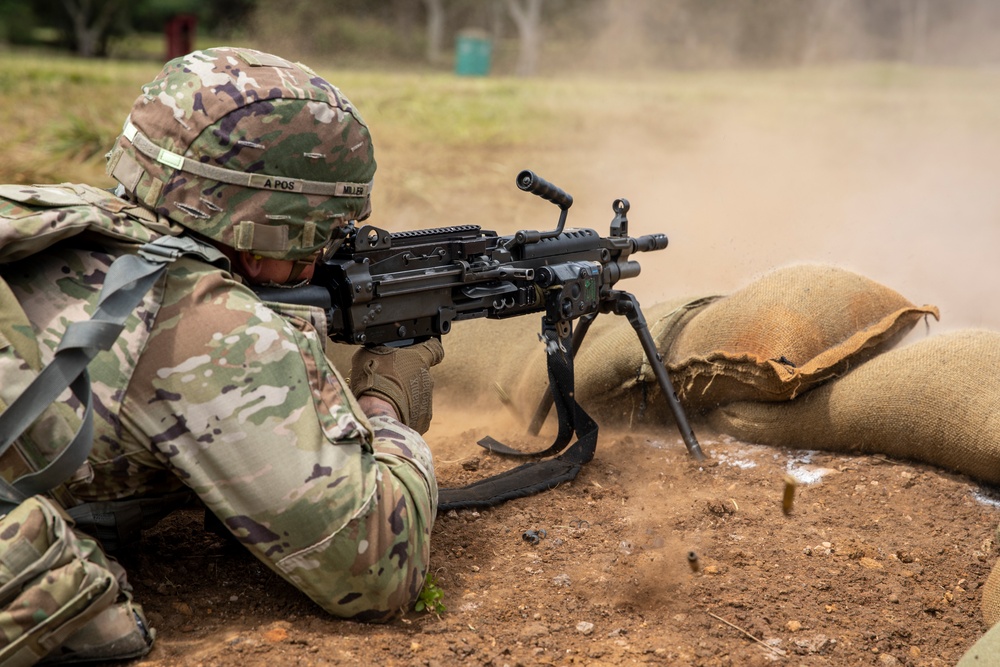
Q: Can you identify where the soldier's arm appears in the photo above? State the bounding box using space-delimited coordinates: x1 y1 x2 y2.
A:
128 263 436 620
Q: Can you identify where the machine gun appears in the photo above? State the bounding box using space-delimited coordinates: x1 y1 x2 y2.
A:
254 170 704 510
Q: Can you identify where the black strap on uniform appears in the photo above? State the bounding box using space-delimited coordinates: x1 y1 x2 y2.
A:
0 236 224 515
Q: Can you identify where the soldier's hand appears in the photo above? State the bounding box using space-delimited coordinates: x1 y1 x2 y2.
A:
349 338 445 434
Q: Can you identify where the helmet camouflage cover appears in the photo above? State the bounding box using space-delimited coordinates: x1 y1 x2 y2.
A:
107 47 375 260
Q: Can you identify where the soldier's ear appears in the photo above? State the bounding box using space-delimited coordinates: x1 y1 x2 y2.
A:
236 252 294 285
236 251 264 281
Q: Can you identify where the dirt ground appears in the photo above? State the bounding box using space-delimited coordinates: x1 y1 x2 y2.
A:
125 415 998 667
101 67 1000 666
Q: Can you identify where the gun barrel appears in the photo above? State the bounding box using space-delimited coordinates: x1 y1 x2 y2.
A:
633 233 669 252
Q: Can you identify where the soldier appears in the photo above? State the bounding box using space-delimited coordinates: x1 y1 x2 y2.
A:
2 46 442 623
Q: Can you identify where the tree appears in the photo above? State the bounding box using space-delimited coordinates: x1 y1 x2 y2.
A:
58 0 126 57
902 0 930 63
422 0 446 64
504 0 543 76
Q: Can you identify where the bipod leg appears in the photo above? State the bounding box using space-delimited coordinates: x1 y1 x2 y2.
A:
477 320 594 460
617 293 706 461
527 312 597 436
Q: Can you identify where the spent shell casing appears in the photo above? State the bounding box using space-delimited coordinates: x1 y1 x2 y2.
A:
687 550 700 573
782 474 798 515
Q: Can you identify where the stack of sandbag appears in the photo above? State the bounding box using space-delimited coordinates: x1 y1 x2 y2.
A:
573 263 939 428
707 329 1000 485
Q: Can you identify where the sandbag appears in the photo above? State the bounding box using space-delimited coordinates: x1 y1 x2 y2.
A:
707 329 1000 486
985 545 1000 627
384 264 936 434
957 613 1000 666
667 264 939 410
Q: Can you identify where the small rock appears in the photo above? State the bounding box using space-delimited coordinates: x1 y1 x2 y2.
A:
786 620 802 632
576 621 595 636
520 623 550 641
172 602 193 616
552 573 571 587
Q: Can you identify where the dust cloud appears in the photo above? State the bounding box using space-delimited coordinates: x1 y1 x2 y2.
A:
553 2 1000 334
564 83 1000 335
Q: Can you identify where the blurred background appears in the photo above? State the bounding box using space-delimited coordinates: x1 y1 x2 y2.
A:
5 1 1000 70
2 0 1000 331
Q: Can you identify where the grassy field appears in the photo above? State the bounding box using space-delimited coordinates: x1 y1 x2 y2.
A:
6 48 999 186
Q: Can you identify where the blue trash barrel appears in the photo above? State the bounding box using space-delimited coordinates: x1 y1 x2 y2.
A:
455 29 492 76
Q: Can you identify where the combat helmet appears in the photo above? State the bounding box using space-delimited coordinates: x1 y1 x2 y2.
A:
107 47 375 260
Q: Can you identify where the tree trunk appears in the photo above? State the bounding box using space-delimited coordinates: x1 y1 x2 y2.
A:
422 0 446 65
800 0 847 65
60 0 123 57
505 0 543 77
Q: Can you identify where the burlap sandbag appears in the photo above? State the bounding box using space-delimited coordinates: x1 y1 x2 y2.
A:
707 329 1000 485
328 298 709 427
985 546 1000 627
570 297 715 426
668 264 939 410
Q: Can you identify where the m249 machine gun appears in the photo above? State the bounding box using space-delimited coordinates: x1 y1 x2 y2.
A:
254 170 704 510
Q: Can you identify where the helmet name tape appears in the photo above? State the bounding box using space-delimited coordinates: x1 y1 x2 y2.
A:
124 121 372 198
247 174 304 192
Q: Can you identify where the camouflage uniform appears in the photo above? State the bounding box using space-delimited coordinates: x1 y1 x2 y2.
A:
1 48 436 622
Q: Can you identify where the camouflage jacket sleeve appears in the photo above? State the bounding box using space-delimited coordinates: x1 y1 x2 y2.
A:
15 247 437 621
126 256 437 620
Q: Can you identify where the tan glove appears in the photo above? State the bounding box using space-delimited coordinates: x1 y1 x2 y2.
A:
349 338 445 434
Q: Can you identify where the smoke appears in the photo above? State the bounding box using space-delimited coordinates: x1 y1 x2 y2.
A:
562 0 1000 71
550 68 1000 334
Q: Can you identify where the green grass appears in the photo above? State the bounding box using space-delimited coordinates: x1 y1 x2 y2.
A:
414 572 446 615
